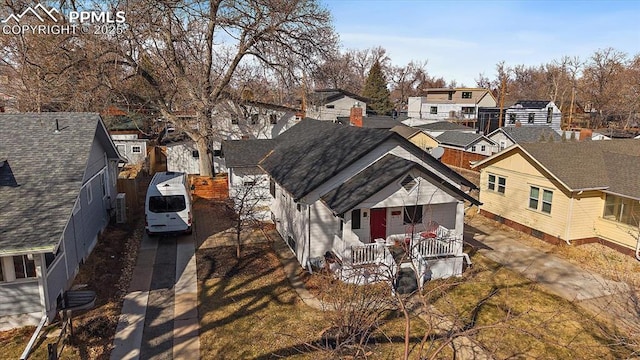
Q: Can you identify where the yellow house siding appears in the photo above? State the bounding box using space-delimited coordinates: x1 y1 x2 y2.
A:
566 192 603 240
594 217 639 250
409 132 438 150
479 151 572 240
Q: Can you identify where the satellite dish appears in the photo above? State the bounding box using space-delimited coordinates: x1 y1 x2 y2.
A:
430 146 444 160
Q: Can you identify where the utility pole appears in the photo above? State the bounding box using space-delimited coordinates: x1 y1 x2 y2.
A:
498 76 506 128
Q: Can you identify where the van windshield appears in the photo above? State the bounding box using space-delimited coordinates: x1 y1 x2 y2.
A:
149 196 186 213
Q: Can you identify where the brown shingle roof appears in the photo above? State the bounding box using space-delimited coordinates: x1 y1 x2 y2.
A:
519 140 640 198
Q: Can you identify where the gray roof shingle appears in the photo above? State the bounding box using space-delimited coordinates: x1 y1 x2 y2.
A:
0 113 105 254
416 121 474 131
260 119 478 201
436 131 487 147
321 154 480 214
513 100 551 109
497 126 562 143
222 139 275 168
519 140 640 198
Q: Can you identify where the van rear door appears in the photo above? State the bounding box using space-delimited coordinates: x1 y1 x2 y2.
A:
146 195 189 232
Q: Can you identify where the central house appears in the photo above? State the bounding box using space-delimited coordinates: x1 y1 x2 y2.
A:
225 117 479 285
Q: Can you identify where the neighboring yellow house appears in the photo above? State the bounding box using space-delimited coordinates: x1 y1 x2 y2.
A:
472 139 640 258
391 125 439 150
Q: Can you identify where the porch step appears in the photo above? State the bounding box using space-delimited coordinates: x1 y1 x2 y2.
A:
395 268 417 295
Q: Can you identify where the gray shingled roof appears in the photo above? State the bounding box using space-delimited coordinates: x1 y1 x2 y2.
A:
222 139 275 168
519 140 640 198
322 154 480 214
436 131 486 147
260 119 393 200
308 89 369 105
336 115 407 129
0 113 109 254
513 100 551 109
260 119 478 201
416 121 474 131
497 126 561 143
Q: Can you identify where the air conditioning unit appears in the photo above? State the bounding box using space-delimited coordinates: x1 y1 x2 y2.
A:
116 193 127 224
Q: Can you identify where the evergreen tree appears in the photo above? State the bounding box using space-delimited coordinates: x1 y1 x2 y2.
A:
362 60 394 115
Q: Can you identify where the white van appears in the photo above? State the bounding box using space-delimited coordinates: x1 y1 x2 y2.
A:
145 171 193 235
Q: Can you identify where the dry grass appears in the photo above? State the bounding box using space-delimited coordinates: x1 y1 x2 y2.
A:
424 252 631 359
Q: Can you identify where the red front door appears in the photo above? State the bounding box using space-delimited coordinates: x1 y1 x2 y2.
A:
370 208 386 242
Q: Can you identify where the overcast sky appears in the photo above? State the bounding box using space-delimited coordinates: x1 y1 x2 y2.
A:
322 0 640 86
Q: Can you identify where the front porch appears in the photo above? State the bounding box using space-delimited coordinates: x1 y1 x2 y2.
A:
330 222 468 288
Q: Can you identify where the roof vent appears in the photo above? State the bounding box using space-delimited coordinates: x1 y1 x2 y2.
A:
401 175 417 192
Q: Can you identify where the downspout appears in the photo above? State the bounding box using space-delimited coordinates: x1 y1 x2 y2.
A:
564 195 575 245
307 203 312 273
635 226 640 261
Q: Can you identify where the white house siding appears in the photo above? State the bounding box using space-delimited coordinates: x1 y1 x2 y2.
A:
419 103 463 121
309 201 341 263
227 169 271 222
477 93 497 107
43 250 68 322
467 139 496 156
166 142 201 175
505 103 562 131
112 138 148 165
307 96 367 122
487 132 513 153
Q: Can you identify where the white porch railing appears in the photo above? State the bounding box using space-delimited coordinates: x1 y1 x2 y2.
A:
351 241 391 265
410 225 462 258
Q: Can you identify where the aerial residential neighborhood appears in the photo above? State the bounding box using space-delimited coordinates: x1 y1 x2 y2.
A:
1 1 640 359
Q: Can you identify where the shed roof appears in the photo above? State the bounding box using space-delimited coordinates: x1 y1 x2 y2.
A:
436 131 488 147
512 100 552 109
222 139 275 168
0 113 115 254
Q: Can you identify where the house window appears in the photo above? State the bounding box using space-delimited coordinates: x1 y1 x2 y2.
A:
471 145 477 152
286 235 296 252
132 145 142 153
86 182 93 204
529 187 553 214
448 92 453 100
487 174 506 194
404 205 423 224
325 104 335 109
232 118 239 125
461 91 472 99
13 255 36 279
430 106 437 114
528 113 535 124
351 209 361 229
461 106 475 114
269 114 278 124
603 195 640 227
0 262 4 281
509 114 516 124
547 107 553 123
243 180 256 187
250 114 259 125
401 175 417 192
269 178 275 198
499 140 506 151
481 145 486 152
296 203 301 212
192 150 199 158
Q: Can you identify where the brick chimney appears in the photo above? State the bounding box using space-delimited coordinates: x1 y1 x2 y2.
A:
350 103 363 127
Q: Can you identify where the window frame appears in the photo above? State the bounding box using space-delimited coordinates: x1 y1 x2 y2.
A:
509 113 516 124
131 145 142 154
529 186 553 214
430 106 437 114
403 205 423 225
528 113 535 124
546 107 553 123
351 209 361 230
487 173 506 194
481 145 486 152
461 91 472 99
13 255 36 279
86 181 93 204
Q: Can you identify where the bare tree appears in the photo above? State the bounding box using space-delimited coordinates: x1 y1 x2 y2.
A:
226 174 270 258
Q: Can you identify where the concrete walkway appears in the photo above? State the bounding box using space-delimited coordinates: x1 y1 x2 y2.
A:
111 232 200 360
465 216 635 326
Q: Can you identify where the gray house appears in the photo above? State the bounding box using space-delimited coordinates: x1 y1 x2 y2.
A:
0 113 122 330
487 126 562 152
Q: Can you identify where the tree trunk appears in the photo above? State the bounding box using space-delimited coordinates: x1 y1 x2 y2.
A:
236 225 242 259
195 136 213 177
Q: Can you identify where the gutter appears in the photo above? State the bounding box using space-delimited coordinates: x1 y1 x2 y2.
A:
20 314 47 360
